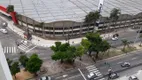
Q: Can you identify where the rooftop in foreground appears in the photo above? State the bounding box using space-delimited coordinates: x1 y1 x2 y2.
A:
0 0 142 23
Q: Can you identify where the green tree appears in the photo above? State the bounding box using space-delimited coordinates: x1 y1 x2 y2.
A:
66 46 76 63
19 55 29 67
81 32 110 59
50 42 62 52
109 8 121 29
75 45 85 60
7 59 13 68
26 54 43 74
84 11 101 32
81 39 91 52
52 51 66 63
51 42 76 63
6 5 14 13
121 39 130 49
10 62 20 79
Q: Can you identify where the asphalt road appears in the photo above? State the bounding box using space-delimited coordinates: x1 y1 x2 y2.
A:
0 18 53 62
118 65 142 79
4 23 140 62
51 50 142 80
96 50 142 75
101 64 142 80
1 17 142 80
107 28 140 47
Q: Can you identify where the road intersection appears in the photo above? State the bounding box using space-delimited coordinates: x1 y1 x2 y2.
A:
0 17 142 80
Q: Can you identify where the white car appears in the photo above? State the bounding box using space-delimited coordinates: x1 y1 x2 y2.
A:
39 76 51 80
129 75 138 80
21 40 28 44
87 72 98 78
88 72 94 78
0 29 7 34
112 37 118 41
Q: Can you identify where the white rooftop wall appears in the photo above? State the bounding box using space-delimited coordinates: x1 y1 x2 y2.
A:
0 42 13 80
0 0 142 23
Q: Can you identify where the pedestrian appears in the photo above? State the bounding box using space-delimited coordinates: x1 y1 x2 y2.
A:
92 56 96 63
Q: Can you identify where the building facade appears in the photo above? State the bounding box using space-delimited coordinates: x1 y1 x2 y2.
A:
0 42 13 80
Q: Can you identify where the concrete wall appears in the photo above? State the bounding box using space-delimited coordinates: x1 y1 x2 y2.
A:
0 42 13 80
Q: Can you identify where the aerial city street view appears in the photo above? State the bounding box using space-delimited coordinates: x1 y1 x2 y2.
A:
0 0 142 80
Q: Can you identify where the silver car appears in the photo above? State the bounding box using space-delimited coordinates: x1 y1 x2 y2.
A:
129 76 138 80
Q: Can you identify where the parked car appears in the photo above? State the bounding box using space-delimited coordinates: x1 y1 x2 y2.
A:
109 72 119 79
112 36 118 41
39 76 51 80
121 62 131 67
137 30 142 33
0 29 7 34
129 75 139 80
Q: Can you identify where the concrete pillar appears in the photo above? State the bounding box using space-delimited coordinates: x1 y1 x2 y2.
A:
80 22 83 36
33 20 35 33
63 22 65 37
71 22 74 38
21 15 23 26
26 17 28 29
53 23 55 37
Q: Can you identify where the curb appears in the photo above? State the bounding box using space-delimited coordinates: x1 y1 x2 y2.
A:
94 62 142 80
96 47 142 64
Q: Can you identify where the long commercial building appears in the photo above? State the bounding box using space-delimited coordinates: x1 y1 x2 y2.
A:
0 0 142 39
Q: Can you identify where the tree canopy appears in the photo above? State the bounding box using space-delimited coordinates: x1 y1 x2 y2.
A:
81 32 110 59
84 11 101 23
19 55 29 67
26 54 43 74
75 45 85 60
110 8 121 21
51 42 77 63
51 42 85 63
121 39 130 49
6 5 14 13
10 62 20 78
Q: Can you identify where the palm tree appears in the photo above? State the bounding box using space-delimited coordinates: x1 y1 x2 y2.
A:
121 39 130 50
84 11 101 32
109 8 121 29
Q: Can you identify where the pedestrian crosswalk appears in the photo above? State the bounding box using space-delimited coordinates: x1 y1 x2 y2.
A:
86 65 105 80
3 46 17 54
18 42 37 53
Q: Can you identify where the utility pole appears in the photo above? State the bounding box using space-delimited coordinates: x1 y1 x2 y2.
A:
95 0 104 31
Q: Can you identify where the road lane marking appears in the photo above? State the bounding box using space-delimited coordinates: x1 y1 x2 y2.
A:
26 45 37 53
117 61 123 64
63 74 81 80
63 74 68 77
78 68 87 80
131 57 137 60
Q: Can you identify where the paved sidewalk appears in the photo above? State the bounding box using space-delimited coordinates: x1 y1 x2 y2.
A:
0 16 114 47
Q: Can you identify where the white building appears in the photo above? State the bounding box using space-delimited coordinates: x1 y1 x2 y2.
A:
0 42 13 80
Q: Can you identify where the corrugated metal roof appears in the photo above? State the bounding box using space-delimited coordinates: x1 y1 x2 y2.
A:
0 0 142 23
